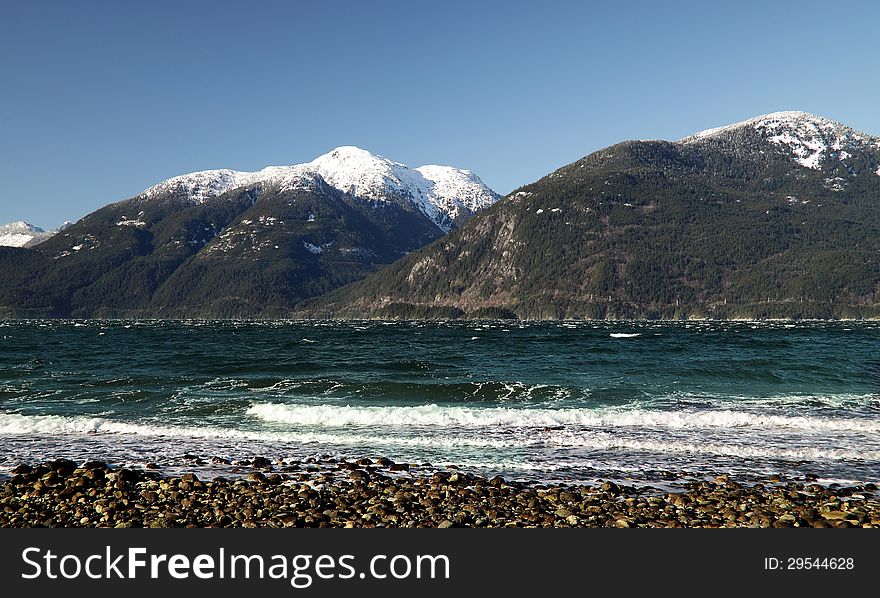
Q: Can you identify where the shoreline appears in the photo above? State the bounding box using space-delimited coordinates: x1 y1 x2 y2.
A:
4 317 880 323
2 457 878 528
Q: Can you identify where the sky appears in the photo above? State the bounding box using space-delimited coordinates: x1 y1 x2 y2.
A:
2 0 879 228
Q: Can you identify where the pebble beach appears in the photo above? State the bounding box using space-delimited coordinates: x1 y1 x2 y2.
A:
2 457 878 528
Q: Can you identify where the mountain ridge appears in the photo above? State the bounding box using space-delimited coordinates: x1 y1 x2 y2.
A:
3 112 880 319
303 111 880 320
680 111 880 173
0 221 69 248
0 148 499 317
140 146 500 232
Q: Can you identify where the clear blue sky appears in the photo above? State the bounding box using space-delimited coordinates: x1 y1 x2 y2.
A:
2 0 879 228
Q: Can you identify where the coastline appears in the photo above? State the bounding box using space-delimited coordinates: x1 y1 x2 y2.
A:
3 457 878 528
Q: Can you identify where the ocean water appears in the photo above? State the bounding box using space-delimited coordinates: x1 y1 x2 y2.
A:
1 320 879 488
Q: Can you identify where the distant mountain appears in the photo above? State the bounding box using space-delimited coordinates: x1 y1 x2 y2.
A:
309 112 880 320
0 147 499 317
0 221 65 248
142 146 498 232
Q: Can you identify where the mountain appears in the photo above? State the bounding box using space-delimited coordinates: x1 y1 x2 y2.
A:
0 221 64 248
141 146 498 232
0 147 499 317
308 112 880 320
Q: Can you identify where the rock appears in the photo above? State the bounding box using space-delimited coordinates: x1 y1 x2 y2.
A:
600 481 620 494
11 464 32 475
374 457 394 467
48 459 77 474
117 469 139 483
0 460 876 530
40 471 60 486
389 464 410 472
355 458 373 466
820 510 847 520
252 457 272 469
559 492 577 504
349 470 370 482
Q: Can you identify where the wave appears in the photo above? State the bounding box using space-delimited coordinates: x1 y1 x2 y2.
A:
247 402 880 433
0 412 252 438
541 429 880 461
655 391 880 411
609 333 641 338
247 379 582 403
2 410 879 464
0 413 510 449
2 411 877 466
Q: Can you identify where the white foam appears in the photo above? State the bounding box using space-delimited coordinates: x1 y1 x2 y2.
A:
246 403 880 434
543 429 880 461
2 408 879 471
609 332 641 338
0 412 510 449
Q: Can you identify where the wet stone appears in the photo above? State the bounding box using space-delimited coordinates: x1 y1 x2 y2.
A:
1 459 878 529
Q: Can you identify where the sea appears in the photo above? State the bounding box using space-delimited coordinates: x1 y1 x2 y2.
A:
1 320 879 489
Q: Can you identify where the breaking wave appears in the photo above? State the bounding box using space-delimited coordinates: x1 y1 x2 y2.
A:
246 402 880 433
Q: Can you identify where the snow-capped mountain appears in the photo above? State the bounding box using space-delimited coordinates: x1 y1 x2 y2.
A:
6 112 878 319
310 111 880 320
0 148 498 317
681 111 880 173
143 146 500 232
0 221 61 248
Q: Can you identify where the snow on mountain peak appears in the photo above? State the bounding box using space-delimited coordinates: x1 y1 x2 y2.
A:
306 147 500 229
1 221 44 233
0 221 55 248
681 111 880 171
415 165 499 221
306 146 418 200
141 146 499 232
144 169 250 203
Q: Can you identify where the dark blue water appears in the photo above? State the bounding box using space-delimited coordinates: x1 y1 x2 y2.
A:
1 320 879 487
